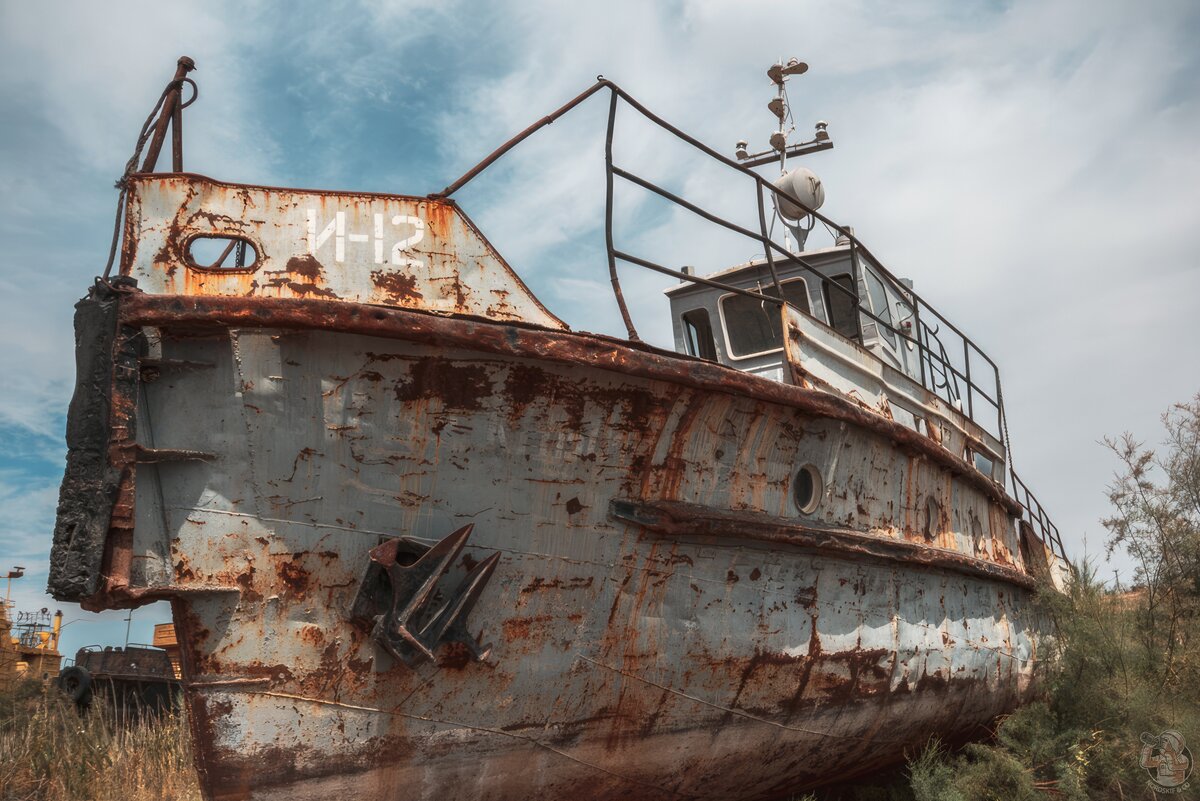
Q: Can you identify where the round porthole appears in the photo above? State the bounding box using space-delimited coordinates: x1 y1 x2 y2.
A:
793 465 822 514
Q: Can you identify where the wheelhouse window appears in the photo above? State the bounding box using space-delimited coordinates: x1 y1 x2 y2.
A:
720 278 810 358
863 268 896 346
822 273 860 341
681 308 718 361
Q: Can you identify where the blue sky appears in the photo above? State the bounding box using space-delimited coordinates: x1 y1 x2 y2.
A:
1 0 1198 658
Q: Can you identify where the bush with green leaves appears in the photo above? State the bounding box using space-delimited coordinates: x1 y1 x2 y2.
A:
811 393 1200 801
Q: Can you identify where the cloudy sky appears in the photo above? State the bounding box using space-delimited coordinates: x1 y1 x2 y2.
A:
1 0 1197 657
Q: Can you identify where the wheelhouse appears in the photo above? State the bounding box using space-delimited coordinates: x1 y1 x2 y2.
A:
665 233 1020 498
667 241 920 385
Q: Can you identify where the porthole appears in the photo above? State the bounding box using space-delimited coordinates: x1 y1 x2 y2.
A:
793 465 822 514
923 496 940 541
186 234 259 271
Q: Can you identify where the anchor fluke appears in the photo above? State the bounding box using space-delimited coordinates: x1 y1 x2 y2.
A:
421 551 501 661
352 524 501 667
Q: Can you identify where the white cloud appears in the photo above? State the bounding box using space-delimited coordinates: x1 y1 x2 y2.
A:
426 0 1200 573
0 0 1196 596
0 3 275 179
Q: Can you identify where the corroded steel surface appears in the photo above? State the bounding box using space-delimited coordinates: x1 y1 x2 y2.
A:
74 644 175 681
112 292 1025 517
783 306 1005 475
48 291 1048 800
120 175 565 329
48 170 1066 800
611 499 1037 588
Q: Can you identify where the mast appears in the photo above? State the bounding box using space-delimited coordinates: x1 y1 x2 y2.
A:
734 58 834 253
732 58 832 170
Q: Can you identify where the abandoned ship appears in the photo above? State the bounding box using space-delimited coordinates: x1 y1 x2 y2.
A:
49 56 1070 800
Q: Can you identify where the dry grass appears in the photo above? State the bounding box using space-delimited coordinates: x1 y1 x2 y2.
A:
0 680 201 801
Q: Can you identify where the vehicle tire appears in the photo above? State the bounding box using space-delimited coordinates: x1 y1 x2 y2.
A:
57 665 93 707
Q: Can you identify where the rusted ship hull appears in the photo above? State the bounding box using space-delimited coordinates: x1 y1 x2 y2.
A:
48 63 1070 799
54 287 1047 800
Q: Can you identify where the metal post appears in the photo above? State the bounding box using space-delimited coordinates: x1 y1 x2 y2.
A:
995 367 1004 442
964 341 974 421
142 57 196 173
604 90 639 341
171 81 185 172
913 304 927 390
4 567 23 607
847 240 865 341
756 185 785 299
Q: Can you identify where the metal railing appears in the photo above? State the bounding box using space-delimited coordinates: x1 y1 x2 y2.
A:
1011 470 1068 561
911 295 1003 441
436 80 1005 438
127 62 1065 565
432 78 1068 564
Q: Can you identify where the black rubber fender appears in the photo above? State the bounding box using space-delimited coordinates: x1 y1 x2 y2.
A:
57 665 93 706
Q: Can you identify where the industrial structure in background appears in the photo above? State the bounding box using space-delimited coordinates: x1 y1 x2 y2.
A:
48 57 1068 800
153 621 183 678
1 566 64 690
56 622 182 709
3 561 179 708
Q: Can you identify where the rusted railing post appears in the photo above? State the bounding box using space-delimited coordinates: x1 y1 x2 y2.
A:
604 90 639 341
141 56 196 173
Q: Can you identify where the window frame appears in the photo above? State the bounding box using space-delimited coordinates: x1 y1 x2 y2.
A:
680 306 719 361
822 272 861 342
716 276 811 361
861 265 898 348
184 233 261 273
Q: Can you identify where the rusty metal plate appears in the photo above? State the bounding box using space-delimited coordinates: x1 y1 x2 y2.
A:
121 175 565 329
108 317 1042 800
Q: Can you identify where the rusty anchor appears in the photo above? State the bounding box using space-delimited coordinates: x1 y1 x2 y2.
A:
352 524 500 667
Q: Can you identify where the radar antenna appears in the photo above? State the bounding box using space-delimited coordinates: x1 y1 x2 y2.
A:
733 58 833 251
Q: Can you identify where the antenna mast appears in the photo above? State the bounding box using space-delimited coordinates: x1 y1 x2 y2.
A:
733 58 832 170
733 59 833 253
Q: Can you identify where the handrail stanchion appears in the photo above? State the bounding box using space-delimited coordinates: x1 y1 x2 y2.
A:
603 89 639 341
756 185 785 299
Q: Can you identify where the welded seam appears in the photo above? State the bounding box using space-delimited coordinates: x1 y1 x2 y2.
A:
229 329 268 520
137 378 177 586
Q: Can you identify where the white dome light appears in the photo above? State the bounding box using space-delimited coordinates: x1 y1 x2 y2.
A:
773 167 825 221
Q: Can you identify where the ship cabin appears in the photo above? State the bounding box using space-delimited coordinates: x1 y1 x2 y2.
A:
665 241 1009 490
666 241 918 385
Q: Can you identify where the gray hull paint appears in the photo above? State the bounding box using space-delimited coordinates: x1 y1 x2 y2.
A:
125 324 1043 800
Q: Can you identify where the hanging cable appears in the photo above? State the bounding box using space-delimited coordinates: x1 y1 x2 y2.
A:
100 75 198 281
